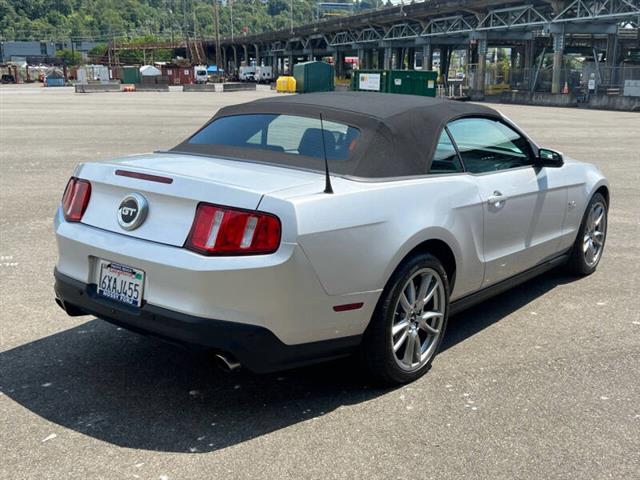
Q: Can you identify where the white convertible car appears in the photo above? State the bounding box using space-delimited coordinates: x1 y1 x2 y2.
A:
54 93 609 384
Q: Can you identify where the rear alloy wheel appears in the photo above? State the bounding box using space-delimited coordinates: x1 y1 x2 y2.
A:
567 193 608 276
391 268 446 372
361 253 449 385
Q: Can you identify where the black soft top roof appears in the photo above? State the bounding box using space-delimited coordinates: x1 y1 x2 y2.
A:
172 92 502 178
244 92 497 120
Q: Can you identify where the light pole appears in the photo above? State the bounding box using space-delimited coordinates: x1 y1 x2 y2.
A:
290 0 293 34
213 0 222 79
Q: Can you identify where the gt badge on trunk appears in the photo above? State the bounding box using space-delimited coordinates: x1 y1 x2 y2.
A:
117 193 148 231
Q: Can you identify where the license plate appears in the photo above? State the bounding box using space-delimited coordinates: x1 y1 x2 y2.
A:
97 260 145 308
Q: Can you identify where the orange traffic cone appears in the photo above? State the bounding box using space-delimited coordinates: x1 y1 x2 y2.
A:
562 81 569 94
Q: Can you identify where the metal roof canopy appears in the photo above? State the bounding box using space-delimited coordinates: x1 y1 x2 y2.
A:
214 0 639 52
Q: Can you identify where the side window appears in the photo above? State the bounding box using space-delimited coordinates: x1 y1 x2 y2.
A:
430 129 463 174
447 118 532 174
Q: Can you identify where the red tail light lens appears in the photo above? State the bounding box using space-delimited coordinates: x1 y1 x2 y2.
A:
185 203 281 255
61 177 91 222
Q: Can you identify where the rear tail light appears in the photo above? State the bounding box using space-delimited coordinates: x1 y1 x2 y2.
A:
61 177 91 222
185 203 281 255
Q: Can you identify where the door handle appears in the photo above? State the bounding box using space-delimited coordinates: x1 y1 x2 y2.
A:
488 191 508 207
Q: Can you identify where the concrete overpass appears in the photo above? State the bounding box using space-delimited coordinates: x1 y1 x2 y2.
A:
210 0 640 96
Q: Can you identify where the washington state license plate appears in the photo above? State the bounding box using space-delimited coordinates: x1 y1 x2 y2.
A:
97 260 145 308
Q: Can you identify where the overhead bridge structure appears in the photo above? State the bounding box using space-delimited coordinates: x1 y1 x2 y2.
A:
211 0 640 95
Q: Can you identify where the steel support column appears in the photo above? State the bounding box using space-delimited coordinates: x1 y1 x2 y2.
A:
383 47 392 70
422 44 432 70
475 38 487 93
357 48 365 69
222 48 227 75
242 45 249 66
408 48 415 70
232 45 238 73
551 29 565 94
254 44 260 66
333 49 345 78
395 47 404 69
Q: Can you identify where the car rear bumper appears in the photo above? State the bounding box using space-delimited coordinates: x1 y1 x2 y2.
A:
54 209 378 345
54 269 361 373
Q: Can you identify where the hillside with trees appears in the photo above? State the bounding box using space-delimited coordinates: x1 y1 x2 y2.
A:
0 0 384 42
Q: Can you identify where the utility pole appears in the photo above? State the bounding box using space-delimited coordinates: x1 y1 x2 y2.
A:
169 0 174 45
183 0 189 61
290 0 294 34
230 0 234 42
213 0 222 80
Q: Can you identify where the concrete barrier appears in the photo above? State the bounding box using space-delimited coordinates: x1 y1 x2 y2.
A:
135 84 170 92
75 83 121 93
499 91 578 108
222 82 256 92
584 94 640 112
498 90 639 111
183 84 218 92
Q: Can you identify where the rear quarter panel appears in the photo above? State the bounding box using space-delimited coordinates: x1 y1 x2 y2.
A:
269 175 486 301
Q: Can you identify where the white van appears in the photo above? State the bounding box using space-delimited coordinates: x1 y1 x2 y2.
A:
254 66 273 83
194 66 208 84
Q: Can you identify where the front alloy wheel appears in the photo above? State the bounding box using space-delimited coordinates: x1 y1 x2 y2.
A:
582 200 606 268
568 192 608 276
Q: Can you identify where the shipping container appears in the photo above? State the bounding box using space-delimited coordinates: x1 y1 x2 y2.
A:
293 61 335 93
161 65 194 85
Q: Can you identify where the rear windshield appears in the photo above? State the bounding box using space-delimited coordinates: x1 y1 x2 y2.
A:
188 114 360 162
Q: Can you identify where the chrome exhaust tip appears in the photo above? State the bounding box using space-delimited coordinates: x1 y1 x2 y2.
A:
214 353 241 372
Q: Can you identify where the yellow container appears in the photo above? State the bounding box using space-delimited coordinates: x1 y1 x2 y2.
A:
276 76 296 93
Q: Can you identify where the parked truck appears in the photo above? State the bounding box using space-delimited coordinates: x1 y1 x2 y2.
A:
239 65 256 82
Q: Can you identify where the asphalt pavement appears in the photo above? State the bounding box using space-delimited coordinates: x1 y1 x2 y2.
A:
1 85 639 479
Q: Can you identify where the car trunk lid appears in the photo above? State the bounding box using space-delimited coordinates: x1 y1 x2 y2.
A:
75 153 320 247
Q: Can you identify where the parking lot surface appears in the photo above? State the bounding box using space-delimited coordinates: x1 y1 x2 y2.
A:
1 85 639 480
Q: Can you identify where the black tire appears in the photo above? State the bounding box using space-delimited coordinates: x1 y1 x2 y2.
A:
566 192 608 276
360 253 450 385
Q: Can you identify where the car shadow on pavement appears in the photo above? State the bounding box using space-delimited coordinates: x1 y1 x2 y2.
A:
1 269 576 453
0 318 388 453
441 268 576 352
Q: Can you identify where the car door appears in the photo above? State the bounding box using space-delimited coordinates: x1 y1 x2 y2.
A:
447 117 567 287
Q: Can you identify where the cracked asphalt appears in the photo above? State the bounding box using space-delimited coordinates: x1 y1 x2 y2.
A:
1 85 639 479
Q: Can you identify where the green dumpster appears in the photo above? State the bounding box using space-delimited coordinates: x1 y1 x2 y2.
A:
388 70 438 97
351 70 389 93
120 66 140 84
351 70 437 97
293 61 335 93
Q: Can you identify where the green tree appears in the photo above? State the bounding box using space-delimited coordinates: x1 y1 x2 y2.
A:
56 48 83 65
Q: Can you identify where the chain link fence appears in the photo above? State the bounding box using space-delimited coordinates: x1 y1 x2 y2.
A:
438 63 640 96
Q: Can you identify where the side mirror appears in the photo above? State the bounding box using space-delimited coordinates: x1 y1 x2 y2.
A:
536 148 564 168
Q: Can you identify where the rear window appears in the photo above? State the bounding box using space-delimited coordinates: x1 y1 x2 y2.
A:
188 114 360 162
